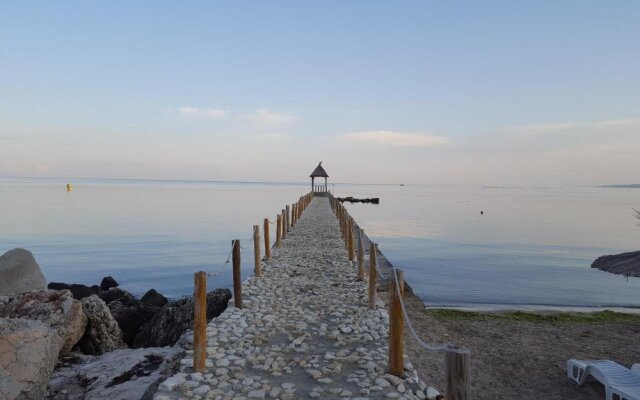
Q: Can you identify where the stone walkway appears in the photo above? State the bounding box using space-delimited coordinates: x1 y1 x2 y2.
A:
155 197 427 400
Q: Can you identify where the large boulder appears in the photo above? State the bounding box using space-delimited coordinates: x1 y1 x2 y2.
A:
0 249 46 296
77 295 126 355
0 289 87 355
0 317 62 400
133 288 231 348
45 347 184 400
99 288 160 346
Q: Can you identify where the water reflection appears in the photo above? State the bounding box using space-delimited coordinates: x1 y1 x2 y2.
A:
1 178 639 307
341 184 640 307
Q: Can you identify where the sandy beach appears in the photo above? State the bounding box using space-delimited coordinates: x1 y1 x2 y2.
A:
402 293 640 399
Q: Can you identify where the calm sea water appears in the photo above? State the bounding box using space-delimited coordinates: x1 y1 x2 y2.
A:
1 178 639 308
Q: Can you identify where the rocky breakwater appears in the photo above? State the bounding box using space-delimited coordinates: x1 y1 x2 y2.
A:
155 196 436 400
0 247 231 400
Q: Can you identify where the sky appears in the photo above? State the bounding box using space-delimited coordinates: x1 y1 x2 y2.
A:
1 1 639 185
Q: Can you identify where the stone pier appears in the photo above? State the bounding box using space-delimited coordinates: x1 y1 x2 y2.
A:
155 196 427 400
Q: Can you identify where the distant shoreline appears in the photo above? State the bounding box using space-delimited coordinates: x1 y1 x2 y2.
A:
599 184 640 188
424 303 640 314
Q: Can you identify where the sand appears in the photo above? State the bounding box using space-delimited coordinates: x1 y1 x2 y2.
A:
402 293 640 400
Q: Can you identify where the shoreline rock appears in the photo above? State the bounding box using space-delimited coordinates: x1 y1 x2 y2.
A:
0 248 46 296
133 288 231 348
592 250 640 278
0 317 62 400
46 347 184 400
0 289 87 355
78 295 126 355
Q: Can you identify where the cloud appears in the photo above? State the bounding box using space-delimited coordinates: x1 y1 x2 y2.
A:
178 107 228 119
245 109 296 126
339 131 449 147
510 118 640 135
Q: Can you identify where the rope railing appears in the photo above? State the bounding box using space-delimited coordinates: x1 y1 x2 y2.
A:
333 192 471 399
392 268 456 352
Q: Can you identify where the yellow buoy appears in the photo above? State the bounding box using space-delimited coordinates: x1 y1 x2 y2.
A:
66 183 72 192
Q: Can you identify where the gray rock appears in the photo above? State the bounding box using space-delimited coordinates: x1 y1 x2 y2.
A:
133 289 231 348
0 317 62 400
0 365 21 400
0 249 46 296
426 387 440 400
78 295 126 355
46 346 184 400
0 289 87 355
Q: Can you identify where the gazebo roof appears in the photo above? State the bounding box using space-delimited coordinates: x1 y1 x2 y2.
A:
310 162 329 178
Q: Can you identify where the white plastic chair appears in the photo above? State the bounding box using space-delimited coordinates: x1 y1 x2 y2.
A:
568 359 640 400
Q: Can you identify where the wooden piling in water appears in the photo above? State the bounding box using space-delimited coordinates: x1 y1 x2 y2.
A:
253 225 261 277
232 239 242 308
275 215 282 247
193 271 207 372
264 218 271 259
445 346 471 400
368 243 377 310
357 228 365 281
389 269 405 376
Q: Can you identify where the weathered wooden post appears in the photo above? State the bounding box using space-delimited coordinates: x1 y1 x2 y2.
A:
343 213 350 250
348 218 355 262
253 225 261 277
193 271 207 372
281 209 287 239
368 243 378 310
232 240 242 308
389 269 405 376
293 203 297 225
285 205 290 233
445 346 471 400
291 204 295 227
357 228 365 281
264 218 271 259
275 215 282 247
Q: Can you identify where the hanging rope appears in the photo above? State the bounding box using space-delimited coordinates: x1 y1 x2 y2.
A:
392 268 466 353
207 240 236 278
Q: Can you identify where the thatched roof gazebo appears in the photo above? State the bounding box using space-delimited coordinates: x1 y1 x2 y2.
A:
310 162 329 193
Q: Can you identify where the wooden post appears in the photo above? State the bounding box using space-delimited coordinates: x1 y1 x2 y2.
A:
253 225 261 276
293 204 297 226
348 218 355 262
281 209 286 239
232 240 242 308
275 215 282 247
389 269 405 376
343 213 349 250
193 271 207 372
285 205 290 233
264 218 271 259
445 346 471 400
357 228 365 281
368 243 377 310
